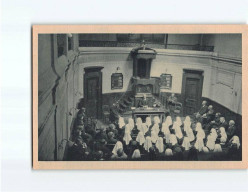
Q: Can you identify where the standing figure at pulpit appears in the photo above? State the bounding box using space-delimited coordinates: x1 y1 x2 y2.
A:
138 94 148 108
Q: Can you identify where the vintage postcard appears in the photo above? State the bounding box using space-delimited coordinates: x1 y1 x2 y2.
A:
33 25 248 169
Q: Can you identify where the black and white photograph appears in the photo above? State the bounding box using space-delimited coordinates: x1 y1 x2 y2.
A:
36 31 243 164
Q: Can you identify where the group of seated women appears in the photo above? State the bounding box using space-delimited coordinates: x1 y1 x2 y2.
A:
68 107 241 161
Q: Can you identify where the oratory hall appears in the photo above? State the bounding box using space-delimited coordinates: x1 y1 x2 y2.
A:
38 34 242 161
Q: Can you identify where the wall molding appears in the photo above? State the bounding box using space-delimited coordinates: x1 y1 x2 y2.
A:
78 47 242 66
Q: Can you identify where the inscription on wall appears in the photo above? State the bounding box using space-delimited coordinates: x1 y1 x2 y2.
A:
160 73 172 89
111 73 123 90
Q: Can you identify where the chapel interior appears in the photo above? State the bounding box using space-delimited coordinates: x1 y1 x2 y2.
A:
38 33 242 161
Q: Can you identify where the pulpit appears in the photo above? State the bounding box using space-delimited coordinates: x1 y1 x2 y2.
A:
131 42 157 107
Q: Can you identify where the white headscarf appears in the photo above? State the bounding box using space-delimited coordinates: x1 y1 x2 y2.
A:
118 117 125 129
213 144 222 153
203 146 209 153
128 118 134 130
151 123 160 135
156 137 164 153
144 136 152 151
206 135 215 151
195 122 203 132
112 141 123 155
231 136 240 149
210 128 218 141
196 128 205 140
162 122 171 144
136 117 142 131
123 124 132 145
176 116 182 127
174 121 183 139
151 130 159 143
136 131 145 145
165 116 173 127
146 117 152 128
194 137 204 152
132 149 141 159
154 116 161 124
141 123 148 134
184 116 191 128
184 123 195 142
219 127 227 143
169 134 178 146
182 137 191 150
165 148 173 156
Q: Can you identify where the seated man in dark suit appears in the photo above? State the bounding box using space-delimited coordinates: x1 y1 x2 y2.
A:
226 120 236 139
168 93 177 106
138 94 148 108
202 105 215 126
206 112 221 130
194 101 208 121
218 117 229 130
167 93 182 111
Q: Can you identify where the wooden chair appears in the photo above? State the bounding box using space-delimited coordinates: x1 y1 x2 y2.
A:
102 105 110 123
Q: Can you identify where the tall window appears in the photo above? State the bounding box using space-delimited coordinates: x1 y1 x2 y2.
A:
68 34 73 51
57 34 67 57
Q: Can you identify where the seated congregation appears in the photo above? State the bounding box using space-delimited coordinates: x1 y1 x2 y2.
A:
67 101 241 161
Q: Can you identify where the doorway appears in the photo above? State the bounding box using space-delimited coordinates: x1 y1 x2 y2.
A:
181 69 204 116
84 66 103 119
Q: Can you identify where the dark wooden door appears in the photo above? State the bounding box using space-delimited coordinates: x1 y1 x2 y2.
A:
181 69 203 116
84 67 103 119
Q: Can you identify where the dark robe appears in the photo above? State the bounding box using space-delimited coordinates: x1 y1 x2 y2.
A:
198 105 208 115
219 121 228 130
227 125 236 139
107 137 118 145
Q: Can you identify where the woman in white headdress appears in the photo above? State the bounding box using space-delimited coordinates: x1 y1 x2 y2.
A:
202 146 209 153
184 116 191 129
194 124 205 151
169 134 178 146
230 135 240 149
136 117 142 131
213 144 222 153
151 123 160 135
146 117 152 128
156 137 164 153
165 148 173 156
206 134 216 151
184 120 195 142
165 116 173 127
128 118 135 131
118 117 125 129
210 128 218 141
144 136 152 151
196 126 205 140
161 122 171 144
151 130 159 144
154 116 161 125
195 122 203 132
175 116 182 127
131 149 141 159
123 124 132 145
194 137 204 152
182 136 191 151
112 141 123 155
174 121 183 140
141 123 149 135
136 131 145 145
219 127 227 144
